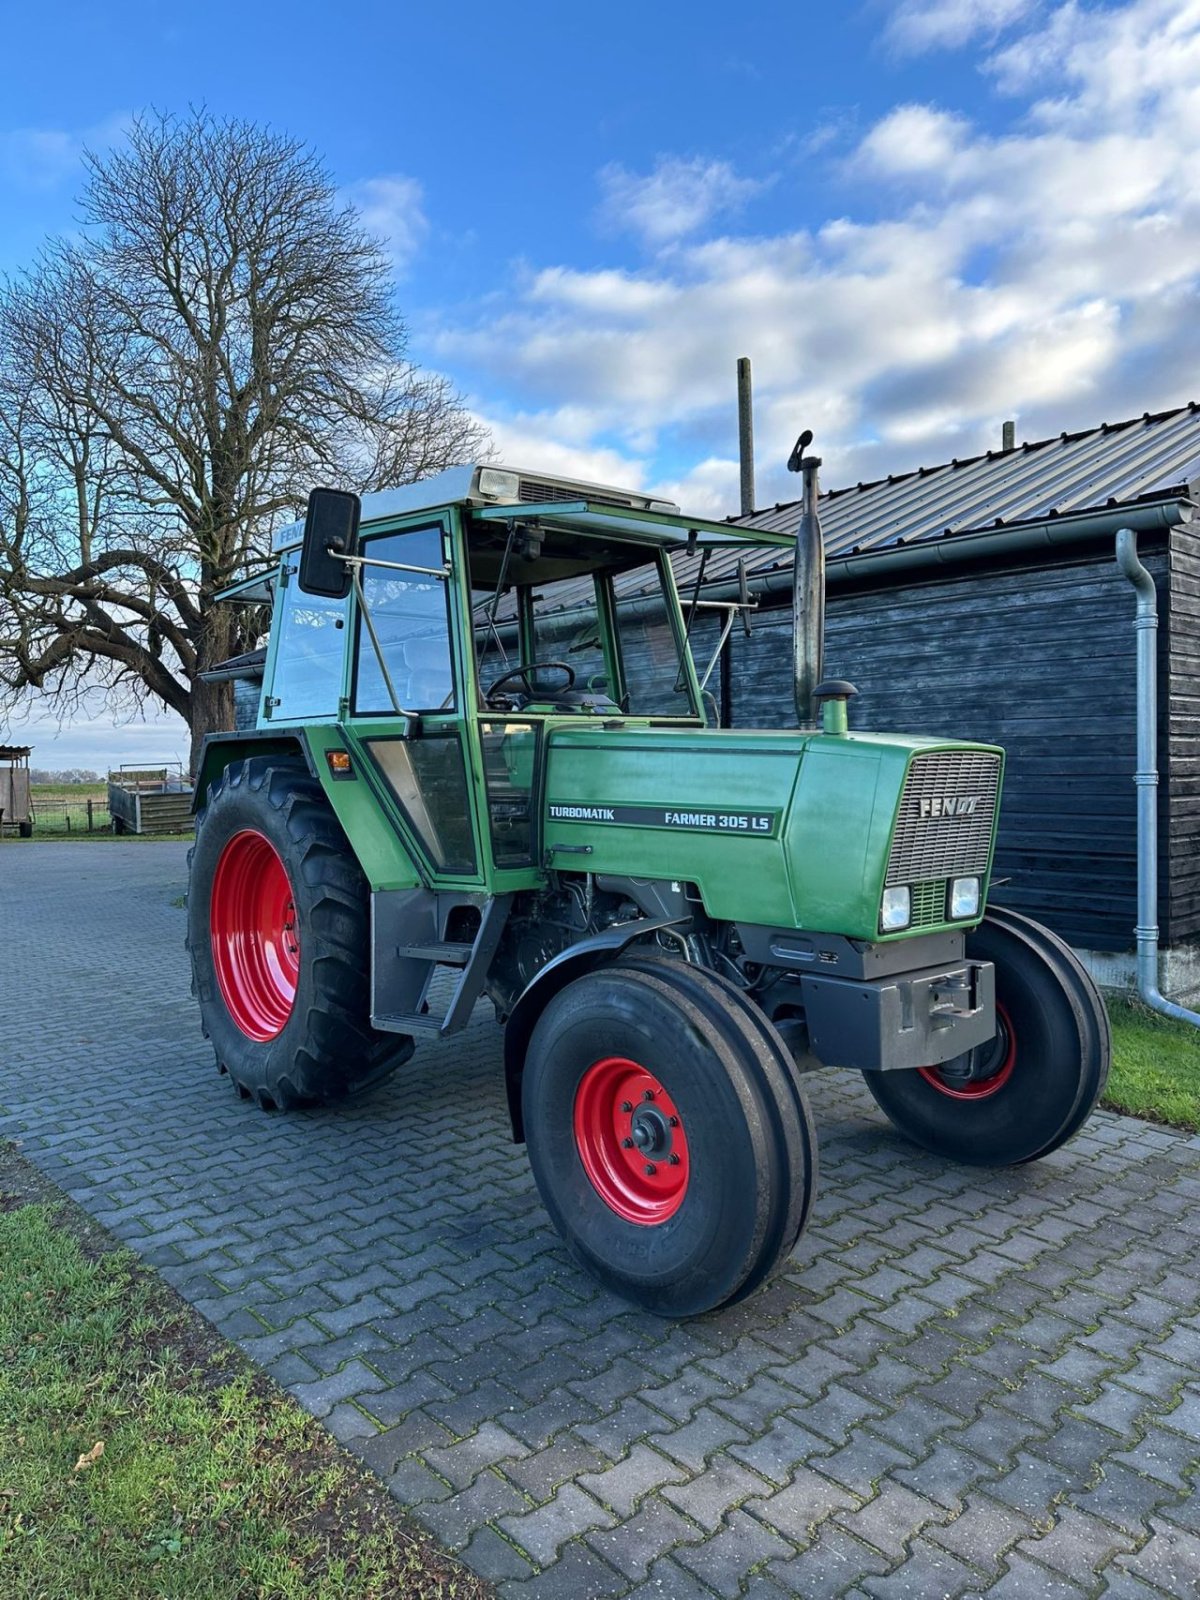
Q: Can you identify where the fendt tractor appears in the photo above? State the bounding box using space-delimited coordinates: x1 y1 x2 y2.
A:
186 447 1109 1317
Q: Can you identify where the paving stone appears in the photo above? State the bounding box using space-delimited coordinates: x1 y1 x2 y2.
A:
575 1443 690 1518
860 1535 979 1598
422 1422 526 1490
1113 1515 1200 1598
835 1481 951 1561
748 1467 861 1543
981 1550 1094 1597
1014 1506 1137 1583
418 1470 531 1551
673 1509 794 1599
926 1492 1035 1578
585 1494 704 1581
1111 1424 1200 1491
661 1458 775 1525
765 1523 892 1599
498 1482 616 1566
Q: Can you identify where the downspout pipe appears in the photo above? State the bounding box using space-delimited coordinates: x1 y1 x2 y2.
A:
1115 528 1200 1028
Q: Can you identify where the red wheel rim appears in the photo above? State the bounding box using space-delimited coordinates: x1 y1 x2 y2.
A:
210 830 300 1042
574 1057 689 1225
918 1002 1016 1100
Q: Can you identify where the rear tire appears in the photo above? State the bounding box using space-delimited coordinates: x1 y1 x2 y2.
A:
522 959 817 1316
863 910 1108 1165
187 757 413 1109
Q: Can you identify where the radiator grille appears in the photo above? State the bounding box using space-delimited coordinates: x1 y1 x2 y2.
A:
885 751 1001 889
909 880 948 929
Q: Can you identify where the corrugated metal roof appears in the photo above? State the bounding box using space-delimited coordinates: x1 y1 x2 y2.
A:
735 401 1200 558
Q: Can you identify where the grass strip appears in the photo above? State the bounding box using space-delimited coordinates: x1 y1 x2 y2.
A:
1105 995 1200 1133
0 1148 490 1600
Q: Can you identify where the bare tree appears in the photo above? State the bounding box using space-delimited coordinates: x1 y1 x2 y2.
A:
0 111 486 771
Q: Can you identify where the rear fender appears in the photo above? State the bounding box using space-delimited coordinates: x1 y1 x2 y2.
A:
502 916 685 1142
193 731 313 812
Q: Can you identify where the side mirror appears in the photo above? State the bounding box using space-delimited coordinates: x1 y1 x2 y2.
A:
298 487 361 598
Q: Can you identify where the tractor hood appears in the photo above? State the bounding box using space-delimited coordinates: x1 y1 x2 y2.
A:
542 725 1004 942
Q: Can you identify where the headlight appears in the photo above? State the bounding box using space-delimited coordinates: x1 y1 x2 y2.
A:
880 886 911 932
949 876 981 919
477 467 521 502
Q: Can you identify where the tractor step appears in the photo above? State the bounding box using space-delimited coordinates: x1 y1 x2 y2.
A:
394 940 473 966
374 1010 444 1036
371 890 513 1040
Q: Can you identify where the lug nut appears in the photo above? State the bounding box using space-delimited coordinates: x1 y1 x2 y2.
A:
668 1116 679 1127
668 1154 681 1166
622 1138 634 1148
644 1164 657 1176
621 1101 633 1113
643 1089 655 1102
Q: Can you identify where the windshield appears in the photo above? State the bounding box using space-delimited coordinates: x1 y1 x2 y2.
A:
467 524 698 716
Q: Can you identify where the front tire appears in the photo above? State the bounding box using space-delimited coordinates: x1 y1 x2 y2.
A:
187 757 412 1109
522 959 817 1317
863 910 1109 1165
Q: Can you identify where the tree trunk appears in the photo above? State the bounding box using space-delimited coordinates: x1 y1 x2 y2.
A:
188 673 236 779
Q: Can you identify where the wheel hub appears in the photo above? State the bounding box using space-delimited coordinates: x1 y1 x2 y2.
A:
573 1057 689 1225
209 829 300 1042
918 1003 1015 1100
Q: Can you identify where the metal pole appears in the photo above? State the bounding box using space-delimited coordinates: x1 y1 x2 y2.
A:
737 358 755 517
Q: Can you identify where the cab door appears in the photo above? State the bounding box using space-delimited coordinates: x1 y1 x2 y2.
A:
342 517 482 884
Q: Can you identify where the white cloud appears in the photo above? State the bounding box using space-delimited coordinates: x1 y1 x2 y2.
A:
0 113 129 191
886 0 1038 54
432 0 1200 513
598 157 765 245
344 173 428 272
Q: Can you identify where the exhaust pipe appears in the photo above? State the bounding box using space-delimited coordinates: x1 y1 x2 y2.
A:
788 431 824 728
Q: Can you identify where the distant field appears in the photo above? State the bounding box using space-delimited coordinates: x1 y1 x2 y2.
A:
20 783 111 835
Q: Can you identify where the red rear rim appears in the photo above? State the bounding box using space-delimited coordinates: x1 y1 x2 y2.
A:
918 1001 1016 1100
574 1056 689 1225
210 830 300 1042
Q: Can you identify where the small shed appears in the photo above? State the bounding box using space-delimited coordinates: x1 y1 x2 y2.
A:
0 745 34 836
727 403 1200 986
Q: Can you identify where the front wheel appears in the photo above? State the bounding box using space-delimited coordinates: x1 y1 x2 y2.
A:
187 757 412 1109
863 910 1109 1165
522 959 817 1317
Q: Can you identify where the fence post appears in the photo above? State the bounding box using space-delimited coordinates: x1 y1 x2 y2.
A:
66 808 72 833
87 799 94 832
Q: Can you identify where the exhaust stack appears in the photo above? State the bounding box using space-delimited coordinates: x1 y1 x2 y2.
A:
787 431 824 729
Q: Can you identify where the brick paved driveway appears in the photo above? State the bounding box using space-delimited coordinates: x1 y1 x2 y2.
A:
4 842 1200 1597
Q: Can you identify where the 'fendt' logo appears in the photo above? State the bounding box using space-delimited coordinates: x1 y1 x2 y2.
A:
919 794 982 819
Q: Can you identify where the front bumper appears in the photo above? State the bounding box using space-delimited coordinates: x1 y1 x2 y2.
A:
800 959 995 1073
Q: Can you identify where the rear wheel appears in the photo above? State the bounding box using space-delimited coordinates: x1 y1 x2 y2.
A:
187 757 413 1109
522 959 817 1317
864 910 1108 1165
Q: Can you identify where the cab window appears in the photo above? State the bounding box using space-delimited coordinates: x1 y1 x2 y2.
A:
353 527 454 714
267 553 346 720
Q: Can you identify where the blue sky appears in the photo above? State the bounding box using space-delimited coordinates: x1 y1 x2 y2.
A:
4 0 1200 768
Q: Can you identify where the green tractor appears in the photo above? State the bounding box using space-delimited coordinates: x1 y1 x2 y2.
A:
187 453 1109 1317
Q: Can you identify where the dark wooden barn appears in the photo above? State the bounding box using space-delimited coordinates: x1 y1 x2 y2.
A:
726 404 1200 981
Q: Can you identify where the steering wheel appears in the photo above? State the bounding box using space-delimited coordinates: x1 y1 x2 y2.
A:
486 660 576 705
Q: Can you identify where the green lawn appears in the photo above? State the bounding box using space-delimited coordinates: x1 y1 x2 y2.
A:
0 1153 488 1600
1106 996 1200 1132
